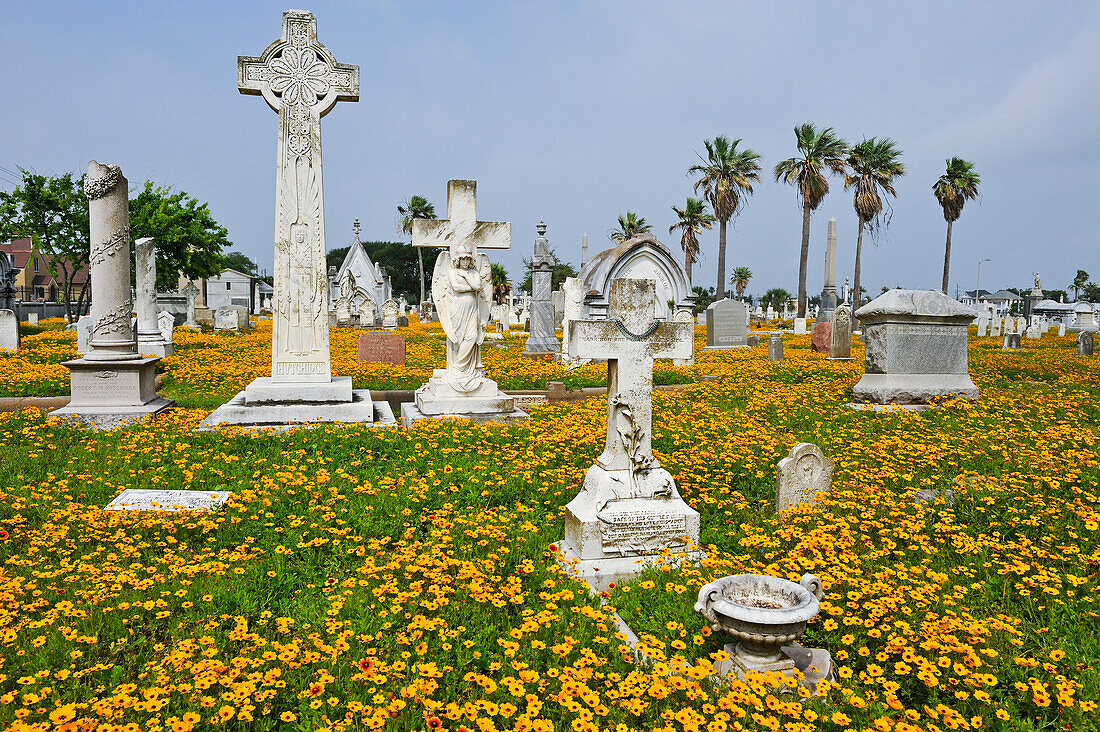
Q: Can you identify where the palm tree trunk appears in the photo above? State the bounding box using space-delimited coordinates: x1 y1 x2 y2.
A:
941 219 953 295
685 256 692 287
417 248 425 304
797 201 811 318
716 219 727 299
852 220 864 312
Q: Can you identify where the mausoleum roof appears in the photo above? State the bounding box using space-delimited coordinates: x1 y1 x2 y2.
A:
1033 299 1072 312
855 289 977 321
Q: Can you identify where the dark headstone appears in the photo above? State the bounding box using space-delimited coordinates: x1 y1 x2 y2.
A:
704 298 748 348
1003 333 1021 350
397 315 409 328
357 332 406 365
746 334 760 347
1079 331 1094 356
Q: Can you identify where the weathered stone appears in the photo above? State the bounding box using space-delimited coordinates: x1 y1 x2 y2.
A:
104 489 233 512
776 443 833 515
746 334 760 347
811 322 831 353
157 311 175 351
819 218 838 321
767 334 783 361
1079 331 1094 356
829 304 852 359
27 313 38 326
990 316 1002 337
0 310 18 351
357 331 405 364
704 299 749 349
524 221 560 354
135 237 172 357
794 317 808 335
381 299 399 330
852 289 978 406
76 315 93 354
397 315 409 328
1003 333 1021 350
576 233 694 322
214 306 247 332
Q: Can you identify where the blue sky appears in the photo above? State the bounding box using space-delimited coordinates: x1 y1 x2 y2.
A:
4 1 1098 298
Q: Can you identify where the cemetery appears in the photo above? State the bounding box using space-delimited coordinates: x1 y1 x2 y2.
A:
0 5 1098 732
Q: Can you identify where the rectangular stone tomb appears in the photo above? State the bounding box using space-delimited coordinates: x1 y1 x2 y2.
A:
104 489 232 512
196 391 395 431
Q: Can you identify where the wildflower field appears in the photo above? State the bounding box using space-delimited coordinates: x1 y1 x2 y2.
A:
0 321 1097 732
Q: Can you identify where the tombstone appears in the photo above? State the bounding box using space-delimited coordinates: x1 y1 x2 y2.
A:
746 333 760 348
381 299 400 329
27 313 39 326
1016 316 1027 334
794 317 808 335
766 306 777 320
0 252 17 312
419 302 433 323
990 316 1002 337
552 288 565 326
829 304 852 360
577 233 693 322
1058 323 1066 337
401 180 525 427
181 281 201 328
104 489 233 512
214 307 241 332
776 443 833 516
357 331 406 365
1003 333 1021 350
1025 323 1041 340
852 289 978 407
397 315 409 328
134 237 172 357
334 296 353 327
768 334 783 361
811 322 831 353
976 315 988 337
557 278 696 591
157 311 175 350
704 299 749 349
1079 331 1094 356
76 314 93 354
523 221 560 355
199 10 390 431
560 277 586 358
0 310 18 351
50 161 174 428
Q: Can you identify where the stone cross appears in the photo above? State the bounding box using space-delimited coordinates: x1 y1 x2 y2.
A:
238 10 358 383
568 279 693 475
412 180 511 259
181 281 200 327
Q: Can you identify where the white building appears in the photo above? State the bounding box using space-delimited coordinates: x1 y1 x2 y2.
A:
327 231 391 324
961 289 1021 316
205 269 255 311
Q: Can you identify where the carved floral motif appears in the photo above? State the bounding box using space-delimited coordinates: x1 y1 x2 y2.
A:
83 164 123 200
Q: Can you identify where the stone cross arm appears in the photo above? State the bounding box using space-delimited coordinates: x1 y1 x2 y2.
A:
568 320 693 362
411 180 510 253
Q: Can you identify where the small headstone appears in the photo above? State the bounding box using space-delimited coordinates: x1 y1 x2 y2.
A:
157 311 175 345
334 297 353 327
1058 323 1066 337
1025 323 1041 340
1078 331 1094 356
976 316 988 337
0 310 18 350
27 312 39 326
776 443 833 515
397 315 409 328
357 331 406 365
214 307 240 332
704 298 749 349
990 317 1002 337
76 315 93 354
1003 333 1021 350
1016 316 1027 334
793 317 808 335
768 334 783 361
381 298 400 329
746 334 760 347
829 304 852 359
811 322 831 353
104 489 232 512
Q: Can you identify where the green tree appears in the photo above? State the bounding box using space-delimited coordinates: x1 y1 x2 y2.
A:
844 137 905 310
773 123 849 317
221 251 258 276
689 136 762 299
129 182 230 291
326 246 349 271
691 285 716 315
490 262 511 305
730 266 753 299
518 250 578 296
0 170 89 322
760 287 793 313
668 197 715 285
397 195 437 304
1072 269 1089 301
609 212 652 243
1082 281 1100 303
933 157 981 294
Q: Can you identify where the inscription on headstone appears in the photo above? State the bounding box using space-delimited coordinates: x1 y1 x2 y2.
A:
357 331 406 365
105 489 233 512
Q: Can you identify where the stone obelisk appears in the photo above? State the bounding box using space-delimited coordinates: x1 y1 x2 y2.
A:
51 161 174 428
523 221 560 355
819 218 838 322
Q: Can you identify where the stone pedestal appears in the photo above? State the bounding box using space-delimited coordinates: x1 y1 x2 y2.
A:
523 222 560 355
51 357 173 429
401 370 527 427
852 289 978 406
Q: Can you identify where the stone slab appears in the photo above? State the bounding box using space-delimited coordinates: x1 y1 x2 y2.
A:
61 357 164 408
357 332 406 365
197 392 393 431
244 376 353 405
705 299 749 348
400 401 528 429
0 310 18 350
50 397 174 430
852 373 978 405
848 403 934 412
556 545 705 594
104 489 233 512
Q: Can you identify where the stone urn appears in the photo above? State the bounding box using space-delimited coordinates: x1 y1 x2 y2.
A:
695 574 823 675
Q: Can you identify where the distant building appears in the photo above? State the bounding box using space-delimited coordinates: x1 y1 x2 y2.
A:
327 229 391 323
961 289 1021 316
0 237 89 301
205 268 257 312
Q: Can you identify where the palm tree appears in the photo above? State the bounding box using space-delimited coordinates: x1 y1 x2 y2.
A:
689 136 762 300
773 123 849 318
933 157 981 294
845 137 905 310
730 266 753 299
397 195 437 304
609 212 652 243
668 197 715 285
490 262 511 304
1072 270 1089 301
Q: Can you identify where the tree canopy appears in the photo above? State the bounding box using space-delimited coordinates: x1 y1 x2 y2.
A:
220 251 258 277
518 249 577 296
129 181 230 291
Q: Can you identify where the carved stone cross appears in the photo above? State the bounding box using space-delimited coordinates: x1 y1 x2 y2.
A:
238 10 358 383
412 180 511 258
568 279 693 475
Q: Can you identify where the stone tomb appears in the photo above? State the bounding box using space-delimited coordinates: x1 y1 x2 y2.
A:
704 298 749 349
357 331 405 365
105 489 233 512
381 299 400 329
776 443 833 516
214 306 248 332
558 278 698 591
27 313 38 326
852 289 978 408
0 310 18 351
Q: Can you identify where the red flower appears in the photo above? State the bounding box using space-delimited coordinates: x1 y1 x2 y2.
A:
427 718 443 730
548 543 558 552
359 658 374 674
309 683 323 696
0 530 8 540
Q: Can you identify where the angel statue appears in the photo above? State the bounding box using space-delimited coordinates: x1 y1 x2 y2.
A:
431 244 492 392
